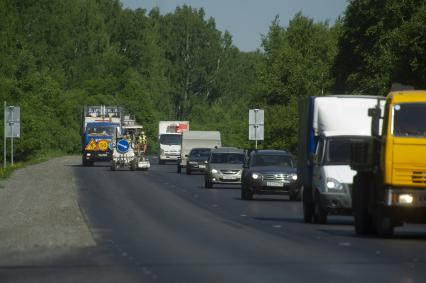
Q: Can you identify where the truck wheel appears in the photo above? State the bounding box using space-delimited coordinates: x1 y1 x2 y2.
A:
82 157 88 167
177 164 181 174
130 161 136 171
186 167 191 175
110 162 116 171
302 186 314 223
241 186 253 200
374 207 394 238
314 192 327 224
159 159 164 165
353 174 373 235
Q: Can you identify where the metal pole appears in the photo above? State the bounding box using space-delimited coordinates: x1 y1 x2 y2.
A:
254 109 258 149
11 128 13 166
10 107 13 166
3 101 6 168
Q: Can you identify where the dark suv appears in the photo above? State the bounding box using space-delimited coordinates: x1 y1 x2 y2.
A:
241 150 299 201
186 148 211 175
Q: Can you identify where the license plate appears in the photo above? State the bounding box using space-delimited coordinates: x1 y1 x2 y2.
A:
222 175 237 180
98 153 107 157
267 181 283 187
198 165 206 169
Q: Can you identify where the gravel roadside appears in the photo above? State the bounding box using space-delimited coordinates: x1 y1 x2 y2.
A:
0 155 95 255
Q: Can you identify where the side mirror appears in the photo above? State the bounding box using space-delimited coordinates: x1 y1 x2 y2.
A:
309 153 317 166
368 106 381 137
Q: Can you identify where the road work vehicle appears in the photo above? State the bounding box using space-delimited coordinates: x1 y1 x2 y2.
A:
111 116 150 171
351 90 426 237
178 131 221 174
81 106 123 166
298 95 381 224
158 121 189 164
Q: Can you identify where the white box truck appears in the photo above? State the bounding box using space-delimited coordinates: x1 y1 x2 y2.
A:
177 131 221 173
158 121 189 164
298 95 384 224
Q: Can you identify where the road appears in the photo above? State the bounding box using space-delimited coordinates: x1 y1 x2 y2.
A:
2 158 426 282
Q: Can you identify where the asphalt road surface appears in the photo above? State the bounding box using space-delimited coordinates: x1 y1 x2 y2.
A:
2 157 426 282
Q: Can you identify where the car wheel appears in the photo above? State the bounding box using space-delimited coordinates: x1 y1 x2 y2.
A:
177 164 181 174
159 159 164 165
186 167 191 175
110 162 116 171
205 178 213 188
241 185 253 200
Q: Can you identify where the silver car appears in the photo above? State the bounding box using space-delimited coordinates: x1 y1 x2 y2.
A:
204 147 245 188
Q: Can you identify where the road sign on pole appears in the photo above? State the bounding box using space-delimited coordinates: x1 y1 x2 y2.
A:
4 104 21 167
249 109 264 149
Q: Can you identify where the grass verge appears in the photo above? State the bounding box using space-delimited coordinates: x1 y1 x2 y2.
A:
0 151 67 180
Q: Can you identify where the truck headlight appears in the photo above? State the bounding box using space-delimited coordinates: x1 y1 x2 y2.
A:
326 177 343 191
291 174 298 181
211 169 218 174
252 173 260 180
398 194 414 205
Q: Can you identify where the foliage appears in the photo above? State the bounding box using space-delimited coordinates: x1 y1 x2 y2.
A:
0 0 424 162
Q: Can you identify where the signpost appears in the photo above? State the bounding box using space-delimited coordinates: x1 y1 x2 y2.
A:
249 109 264 149
3 102 20 167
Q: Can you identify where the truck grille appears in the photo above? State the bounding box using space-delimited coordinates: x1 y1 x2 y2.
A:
263 174 291 182
412 171 426 184
220 170 240 175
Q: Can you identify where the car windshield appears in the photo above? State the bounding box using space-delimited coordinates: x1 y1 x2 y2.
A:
325 138 351 164
250 154 294 167
210 153 245 164
189 148 211 157
86 126 115 136
393 103 426 137
160 134 181 145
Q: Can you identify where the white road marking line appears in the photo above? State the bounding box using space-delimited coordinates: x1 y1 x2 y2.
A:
272 225 282 228
240 214 247 217
338 242 352 247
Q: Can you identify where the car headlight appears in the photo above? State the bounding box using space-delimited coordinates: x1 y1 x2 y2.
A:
252 173 261 180
291 174 298 181
211 169 218 174
326 177 343 191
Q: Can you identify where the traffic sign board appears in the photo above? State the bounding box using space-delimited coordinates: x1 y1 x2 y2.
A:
85 139 98 151
98 140 109 151
117 139 130 154
249 109 264 142
5 106 20 138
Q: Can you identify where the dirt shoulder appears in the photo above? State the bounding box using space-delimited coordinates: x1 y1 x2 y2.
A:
0 156 95 253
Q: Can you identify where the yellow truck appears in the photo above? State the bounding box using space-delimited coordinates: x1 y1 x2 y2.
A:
351 90 426 237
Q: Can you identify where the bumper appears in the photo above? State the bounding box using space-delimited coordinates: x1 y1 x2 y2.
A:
383 188 426 222
249 181 298 195
84 151 111 161
188 163 207 172
319 192 352 215
207 173 242 184
160 154 180 161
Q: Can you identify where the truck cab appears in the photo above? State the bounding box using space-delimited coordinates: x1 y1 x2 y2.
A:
352 90 426 236
311 134 369 222
82 122 120 166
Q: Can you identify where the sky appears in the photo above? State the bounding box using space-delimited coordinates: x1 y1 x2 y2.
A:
120 0 348 52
